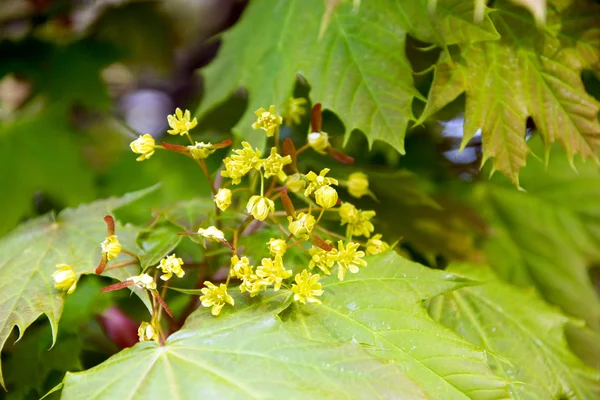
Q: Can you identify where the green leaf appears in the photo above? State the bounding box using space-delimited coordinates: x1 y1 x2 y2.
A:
420 1 600 185
428 264 600 399
0 186 156 388
478 138 600 330
196 0 497 153
57 292 426 399
282 251 510 399
136 220 182 269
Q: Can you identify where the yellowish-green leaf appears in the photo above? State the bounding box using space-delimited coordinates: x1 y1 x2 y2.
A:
282 251 510 399
478 138 600 330
428 265 600 399
420 1 600 186
0 187 156 388
196 0 498 153
56 292 427 399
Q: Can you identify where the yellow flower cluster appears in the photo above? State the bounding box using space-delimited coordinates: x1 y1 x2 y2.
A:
252 105 282 137
339 202 376 238
200 281 235 316
157 254 185 281
167 108 198 136
221 141 262 184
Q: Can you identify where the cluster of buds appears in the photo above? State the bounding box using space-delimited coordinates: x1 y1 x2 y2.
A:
53 99 392 343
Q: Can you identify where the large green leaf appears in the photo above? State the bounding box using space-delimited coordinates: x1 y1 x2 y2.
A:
420 1 600 185
478 138 600 330
282 251 510 399
0 187 156 388
428 265 600 399
196 0 498 153
56 292 426 399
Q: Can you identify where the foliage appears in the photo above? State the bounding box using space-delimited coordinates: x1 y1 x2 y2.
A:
1 0 600 398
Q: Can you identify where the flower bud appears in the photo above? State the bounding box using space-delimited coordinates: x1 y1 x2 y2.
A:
268 238 287 257
214 188 232 211
197 226 225 242
315 185 338 209
101 235 122 261
188 142 216 159
285 173 306 193
366 234 390 255
130 134 155 161
307 131 330 154
53 264 77 294
138 322 158 342
347 172 369 198
288 212 317 241
246 195 275 221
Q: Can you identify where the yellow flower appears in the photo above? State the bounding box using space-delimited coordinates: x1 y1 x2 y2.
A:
315 185 338 209
252 105 282 137
127 273 157 290
262 147 292 182
347 172 369 198
138 322 158 342
188 142 216 159
256 256 292 291
239 273 267 297
130 134 155 161
268 238 287 257
285 173 306 193
101 235 121 261
335 241 367 281
307 131 330 154
308 245 337 275
283 97 307 125
366 234 390 255
197 226 225 242
288 212 316 241
214 188 232 211
167 108 198 136
53 264 77 294
157 254 185 281
291 270 324 304
304 168 338 196
246 195 275 221
200 281 234 316
339 203 375 238
230 255 253 279
221 141 262 184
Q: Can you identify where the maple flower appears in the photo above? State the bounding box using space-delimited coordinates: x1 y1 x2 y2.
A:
167 108 198 136
366 234 390 255
138 322 158 342
335 241 367 281
252 105 282 137
307 131 330 154
285 173 306 193
221 141 262 184
239 273 267 297
230 255 253 279
53 264 77 294
304 168 338 196
188 142 216 159
200 281 234 316
101 235 121 261
288 212 317 241
283 97 307 125
347 172 370 198
157 254 185 281
130 134 155 161
246 195 275 221
315 185 338 209
262 147 292 181
256 256 292 291
309 245 338 275
127 273 157 290
291 270 324 304
197 226 225 242
214 188 232 211
339 202 375 238
268 238 287 257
